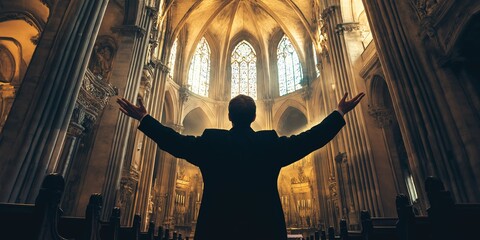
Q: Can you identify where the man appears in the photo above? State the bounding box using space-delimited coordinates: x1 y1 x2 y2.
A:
117 92 364 240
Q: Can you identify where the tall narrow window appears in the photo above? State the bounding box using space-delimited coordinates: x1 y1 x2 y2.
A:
231 40 257 99
169 39 178 79
313 43 320 78
188 37 210 97
277 35 303 96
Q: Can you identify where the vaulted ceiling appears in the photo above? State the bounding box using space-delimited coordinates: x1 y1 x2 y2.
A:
165 0 318 61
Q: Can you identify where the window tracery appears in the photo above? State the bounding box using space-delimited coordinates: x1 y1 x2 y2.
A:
188 37 210 97
277 35 303 96
169 39 178 79
231 40 257 99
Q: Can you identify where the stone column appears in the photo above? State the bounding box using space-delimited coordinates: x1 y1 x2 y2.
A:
100 6 156 220
74 2 156 219
130 10 174 228
0 0 109 203
321 4 382 217
361 0 478 203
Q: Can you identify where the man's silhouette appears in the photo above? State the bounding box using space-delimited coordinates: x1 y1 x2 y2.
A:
117 92 364 240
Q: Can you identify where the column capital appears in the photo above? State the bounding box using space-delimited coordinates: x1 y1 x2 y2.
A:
111 25 146 37
368 106 394 128
336 22 360 35
321 5 338 20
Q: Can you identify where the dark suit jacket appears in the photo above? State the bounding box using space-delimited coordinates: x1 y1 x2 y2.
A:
138 111 345 240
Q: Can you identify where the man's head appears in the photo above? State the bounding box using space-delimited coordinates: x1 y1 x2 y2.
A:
228 94 256 127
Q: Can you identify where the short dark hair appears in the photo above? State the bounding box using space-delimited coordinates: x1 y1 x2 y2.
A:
228 94 256 126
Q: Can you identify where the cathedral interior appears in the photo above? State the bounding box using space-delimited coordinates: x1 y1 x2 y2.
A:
0 0 479 238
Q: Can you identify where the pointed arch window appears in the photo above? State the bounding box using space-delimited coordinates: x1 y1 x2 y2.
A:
231 40 257 99
277 35 303 96
313 43 320 78
188 37 210 97
168 38 178 79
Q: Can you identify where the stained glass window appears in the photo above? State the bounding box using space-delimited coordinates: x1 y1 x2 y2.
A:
169 39 178 79
188 37 210 97
231 40 257 99
278 35 303 96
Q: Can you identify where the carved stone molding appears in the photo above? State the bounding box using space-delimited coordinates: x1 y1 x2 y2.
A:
321 5 338 20
0 11 44 32
179 86 189 103
328 174 338 199
336 22 361 34
412 0 442 39
414 0 441 19
89 36 118 81
118 168 140 209
70 69 117 135
0 83 15 131
67 122 85 137
111 25 147 37
302 85 312 101
368 106 394 128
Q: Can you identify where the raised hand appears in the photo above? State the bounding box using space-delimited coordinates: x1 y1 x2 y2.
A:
117 97 148 121
337 92 365 115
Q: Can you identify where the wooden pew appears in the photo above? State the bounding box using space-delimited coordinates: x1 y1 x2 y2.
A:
395 194 430 240
425 176 480 240
341 210 398 240
139 221 155 240
119 214 141 240
100 207 121 240
0 173 66 240
59 193 103 240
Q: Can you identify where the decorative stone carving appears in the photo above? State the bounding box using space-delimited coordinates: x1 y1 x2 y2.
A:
67 122 85 138
89 37 117 80
0 46 15 83
321 5 337 20
118 168 140 209
328 174 338 198
69 69 117 138
336 22 361 34
317 20 329 64
179 85 189 103
111 25 147 37
413 0 441 39
302 85 312 101
368 106 394 128
415 0 440 18
0 83 15 131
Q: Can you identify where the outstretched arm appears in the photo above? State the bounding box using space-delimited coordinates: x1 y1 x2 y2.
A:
117 98 199 162
276 92 365 166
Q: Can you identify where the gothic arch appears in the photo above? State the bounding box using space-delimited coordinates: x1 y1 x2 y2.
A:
182 107 212 136
276 106 308 136
181 32 219 98
182 100 215 128
268 29 309 98
368 74 393 110
162 90 176 124
273 99 307 130
226 31 264 99
444 6 480 54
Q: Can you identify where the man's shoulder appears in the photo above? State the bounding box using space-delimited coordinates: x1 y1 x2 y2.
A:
202 128 229 136
255 130 278 137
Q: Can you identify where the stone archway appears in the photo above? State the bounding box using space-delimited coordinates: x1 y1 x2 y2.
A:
368 75 418 207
